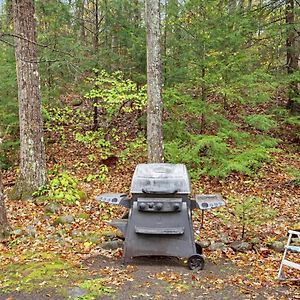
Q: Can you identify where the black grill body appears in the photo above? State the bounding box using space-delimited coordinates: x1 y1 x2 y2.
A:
96 163 224 270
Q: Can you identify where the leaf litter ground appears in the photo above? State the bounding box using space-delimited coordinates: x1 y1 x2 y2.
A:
1 101 300 299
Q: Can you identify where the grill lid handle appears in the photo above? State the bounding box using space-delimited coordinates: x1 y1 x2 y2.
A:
142 188 178 195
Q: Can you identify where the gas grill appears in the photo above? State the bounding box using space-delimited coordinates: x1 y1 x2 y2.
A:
96 163 224 270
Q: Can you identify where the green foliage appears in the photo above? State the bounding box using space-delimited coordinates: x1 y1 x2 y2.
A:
44 105 92 147
34 172 84 205
163 89 279 179
119 135 147 163
244 114 278 131
0 45 19 170
164 134 277 179
286 116 300 127
0 139 19 170
75 130 113 159
85 165 108 183
288 168 300 187
85 69 147 123
74 278 115 300
214 196 276 239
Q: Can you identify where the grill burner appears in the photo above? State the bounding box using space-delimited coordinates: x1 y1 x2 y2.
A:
96 163 225 270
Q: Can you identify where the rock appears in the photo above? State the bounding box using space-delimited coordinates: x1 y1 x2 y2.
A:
53 215 75 226
102 231 118 241
268 241 285 253
208 242 226 251
72 230 83 237
11 229 23 237
71 99 83 107
34 196 48 205
250 237 261 245
25 225 36 238
198 240 211 248
230 241 252 252
219 233 230 244
45 202 61 214
44 226 55 234
65 287 87 299
97 240 124 250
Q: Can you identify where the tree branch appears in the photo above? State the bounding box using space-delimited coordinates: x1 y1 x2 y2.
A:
0 32 75 57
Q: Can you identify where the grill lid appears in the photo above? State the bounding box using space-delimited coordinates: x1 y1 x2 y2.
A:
130 163 191 194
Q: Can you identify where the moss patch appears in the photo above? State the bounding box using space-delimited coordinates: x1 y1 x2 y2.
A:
0 252 86 293
73 278 115 300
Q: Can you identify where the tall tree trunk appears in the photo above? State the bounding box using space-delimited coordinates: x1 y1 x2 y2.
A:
229 0 237 14
0 170 11 239
247 0 253 10
94 0 99 51
77 0 86 44
239 0 245 11
145 0 164 163
12 0 46 199
286 0 300 112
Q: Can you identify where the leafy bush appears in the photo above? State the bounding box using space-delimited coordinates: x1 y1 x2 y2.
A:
119 135 147 163
34 172 85 205
43 106 92 146
85 69 147 127
75 130 113 160
85 165 108 183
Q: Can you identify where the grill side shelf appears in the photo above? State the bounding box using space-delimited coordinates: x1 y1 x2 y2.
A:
192 194 225 210
135 226 185 235
95 193 131 208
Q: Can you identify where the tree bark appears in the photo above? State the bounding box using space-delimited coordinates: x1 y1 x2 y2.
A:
12 0 46 199
286 0 300 113
247 0 253 10
145 0 164 163
76 0 86 44
0 170 11 239
94 0 99 51
229 0 237 14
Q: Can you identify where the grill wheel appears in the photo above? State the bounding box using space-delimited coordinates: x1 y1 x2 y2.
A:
188 254 205 270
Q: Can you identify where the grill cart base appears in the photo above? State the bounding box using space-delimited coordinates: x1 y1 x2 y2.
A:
96 163 224 270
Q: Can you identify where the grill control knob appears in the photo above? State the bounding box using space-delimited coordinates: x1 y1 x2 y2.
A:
155 203 163 211
173 203 180 211
201 202 209 209
139 203 147 210
148 202 154 209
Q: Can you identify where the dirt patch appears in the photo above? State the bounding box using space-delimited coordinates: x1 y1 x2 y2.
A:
0 253 297 300
83 255 294 300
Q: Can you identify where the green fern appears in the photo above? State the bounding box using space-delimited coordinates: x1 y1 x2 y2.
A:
244 114 278 131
